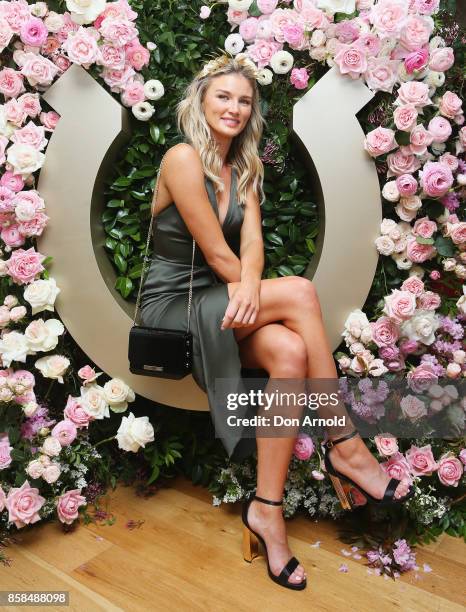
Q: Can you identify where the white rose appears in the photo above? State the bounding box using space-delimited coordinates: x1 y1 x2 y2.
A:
400 310 440 345
26 459 45 479
310 46 327 62
360 325 373 345
350 342 365 355
427 384 443 399
116 412 154 453
35 355 70 383
375 235 395 256
0 387 13 402
66 0 106 25
0 331 30 367
23 278 60 315
39 454 51 465
317 0 355 13
455 264 466 279
10 306 27 322
446 362 461 378
443 258 457 272
14 200 37 222
453 350 465 365
343 309 370 338
103 378 135 413
368 358 388 377
132 101 155 121
25 318 64 353
270 50 294 75
42 435 61 457
380 218 397 235
4 295 18 308
43 11 64 32
143 80 164 101
395 202 417 222
310 30 326 48
42 463 61 483
0 306 10 327
228 0 253 10
225 33 245 55
23 401 38 417
382 181 400 202
81 384 110 419
257 68 273 86
429 36 445 51
6 143 45 179
30 2 48 18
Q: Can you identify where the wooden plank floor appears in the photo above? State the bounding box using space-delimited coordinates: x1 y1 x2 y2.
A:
1 476 464 612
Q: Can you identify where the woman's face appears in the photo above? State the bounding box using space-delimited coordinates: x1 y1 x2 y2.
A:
202 73 253 141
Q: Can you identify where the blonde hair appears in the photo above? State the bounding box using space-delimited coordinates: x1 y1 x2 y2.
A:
175 53 266 208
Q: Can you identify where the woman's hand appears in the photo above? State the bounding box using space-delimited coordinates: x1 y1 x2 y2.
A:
221 279 260 330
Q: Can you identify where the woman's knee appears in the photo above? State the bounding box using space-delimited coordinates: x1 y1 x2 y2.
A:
269 330 307 377
285 276 320 313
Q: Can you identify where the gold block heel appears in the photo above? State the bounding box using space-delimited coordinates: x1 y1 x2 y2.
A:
242 525 259 563
328 474 353 511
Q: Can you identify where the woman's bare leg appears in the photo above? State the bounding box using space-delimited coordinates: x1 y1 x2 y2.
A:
227 277 411 500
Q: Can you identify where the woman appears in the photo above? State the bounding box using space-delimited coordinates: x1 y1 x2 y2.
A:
140 53 414 591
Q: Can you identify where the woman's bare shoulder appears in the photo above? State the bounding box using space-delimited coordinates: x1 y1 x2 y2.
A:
163 142 201 168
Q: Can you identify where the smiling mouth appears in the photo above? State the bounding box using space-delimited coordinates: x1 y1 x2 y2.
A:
222 118 240 126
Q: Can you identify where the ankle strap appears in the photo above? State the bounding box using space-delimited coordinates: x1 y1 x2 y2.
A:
324 429 359 450
254 494 283 506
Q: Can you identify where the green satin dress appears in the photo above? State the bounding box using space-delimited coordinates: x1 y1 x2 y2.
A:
140 166 257 461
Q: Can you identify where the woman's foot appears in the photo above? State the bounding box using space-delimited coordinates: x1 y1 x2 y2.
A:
246 498 306 586
326 434 411 500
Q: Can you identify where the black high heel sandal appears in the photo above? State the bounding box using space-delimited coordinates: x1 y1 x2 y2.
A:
241 493 307 591
323 430 415 509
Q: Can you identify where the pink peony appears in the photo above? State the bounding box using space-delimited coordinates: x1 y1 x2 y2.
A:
240 17 259 42
429 46 454 72
406 237 436 263
374 434 399 457
56 489 87 525
406 444 437 476
394 104 418 131
372 317 400 347
412 216 437 239
0 67 25 99
1 224 26 248
419 161 454 198
417 291 441 310
0 171 24 192
293 433 314 460
334 44 368 79
428 116 452 144
401 275 424 295
290 67 309 90
439 91 462 120
5 480 46 528
40 111 60 131
97 43 126 69
124 40 150 70
51 419 77 446
19 16 48 47
396 173 418 197
17 92 41 118
99 17 138 46
364 126 397 157
5 246 46 285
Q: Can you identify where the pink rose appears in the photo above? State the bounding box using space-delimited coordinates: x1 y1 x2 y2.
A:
409 124 433 155
394 104 418 131
334 44 368 79
78 365 101 383
121 80 145 107
439 91 462 120
99 17 138 46
399 16 433 52
383 289 416 323
297 7 328 30
406 444 437 476
18 211 49 238
283 23 306 49
5 480 46 528
42 36 61 56
20 52 60 87
227 9 248 26
199 5 211 19
56 489 86 525
448 223 466 246
40 111 60 131
62 27 99 67
419 161 454 198
5 246 46 285
412 216 437 239
438 153 459 172
364 126 397 157
417 291 441 310
335 20 360 44
64 395 93 428
401 275 424 295
396 173 418 197
406 237 436 263
381 452 413 484
4 99 27 126
19 17 48 47
437 452 463 487
459 449 466 466
11 121 47 150
429 270 440 281
407 363 438 393
97 43 126 69
1 224 26 248
293 433 314 460
0 67 25 99
396 81 431 108
257 0 279 14
51 419 77 446
0 0 30 35
355 34 381 58
239 17 259 42
370 0 409 37
399 338 419 356
364 56 398 93
429 46 454 72
428 116 452 143
290 67 309 90
404 47 428 74
124 40 150 70
387 148 421 177
401 395 428 422
372 316 400 347
93 0 138 28
247 39 283 69
0 171 25 192
374 434 399 457
17 92 41 118
0 433 13 469
414 0 440 15
101 65 136 94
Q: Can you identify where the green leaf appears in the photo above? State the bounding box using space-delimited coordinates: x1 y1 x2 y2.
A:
434 235 455 257
107 199 124 208
147 464 160 485
305 238 315 254
114 254 127 274
150 124 160 143
112 176 132 188
416 236 434 245
395 130 411 146
277 265 295 276
265 232 283 246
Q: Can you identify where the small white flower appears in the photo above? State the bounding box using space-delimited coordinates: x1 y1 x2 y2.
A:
66 0 106 25
257 68 273 86
132 101 155 121
146 41 157 51
116 412 155 453
228 0 253 10
270 50 294 75
225 33 245 55
143 79 164 101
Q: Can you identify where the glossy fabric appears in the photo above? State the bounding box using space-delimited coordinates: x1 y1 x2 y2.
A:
140 167 257 460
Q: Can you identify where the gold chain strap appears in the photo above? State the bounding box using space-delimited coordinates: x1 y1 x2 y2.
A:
132 154 196 331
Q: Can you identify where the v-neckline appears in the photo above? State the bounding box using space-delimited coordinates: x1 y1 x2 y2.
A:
212 166 235 229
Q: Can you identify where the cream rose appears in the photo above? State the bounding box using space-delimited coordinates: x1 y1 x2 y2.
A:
6 143 45 179
103 378 135 413
35 355 70 383
80 384 110 419
116 412 155 453
25 318 64 353
41 435 61 457
23 278 61 315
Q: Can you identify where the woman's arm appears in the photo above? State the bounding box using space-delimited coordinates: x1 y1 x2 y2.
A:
161 143 241 283
239 184 264 284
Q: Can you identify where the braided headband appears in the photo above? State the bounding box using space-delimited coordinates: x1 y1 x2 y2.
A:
197 52 260 80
